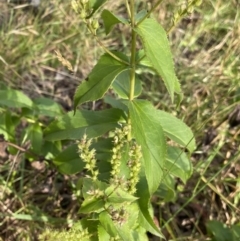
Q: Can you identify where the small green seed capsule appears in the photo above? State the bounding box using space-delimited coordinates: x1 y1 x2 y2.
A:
80 9 87 19
195 0 202 6
92 19 99 30
81 0 89 5
187 6 194 13
71 1 79 13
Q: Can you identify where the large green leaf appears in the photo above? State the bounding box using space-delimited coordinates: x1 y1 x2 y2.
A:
41 141 61 160
135 18 181 101
81 178 109 200
53 144 84 174
0 110 17 141
33 97 63 117
26 123 43 154
128 100 167 194
105 186 138 204
232 224 240 241
207 220 233 241
99 211 118 237
80 197 105 214
74 53 128 111
0 89 33 109
137 176 164 238
101 10 128 35
98 225 111 241
99 211 134 241
155 110 196 153
80 218 99 240
44 108 123 141
112 70 142 99
166 146 193 183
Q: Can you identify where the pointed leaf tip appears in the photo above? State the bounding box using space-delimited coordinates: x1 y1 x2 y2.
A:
73 53 128 110
135 18 181 102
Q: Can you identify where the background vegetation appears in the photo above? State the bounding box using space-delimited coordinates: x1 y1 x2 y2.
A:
0 0 239 240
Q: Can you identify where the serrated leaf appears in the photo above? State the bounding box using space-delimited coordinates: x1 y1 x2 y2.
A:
137 176 165 238
44 108 123 141
106 186 138 204
166 146 192 183
132 228 149 241
135 18 181 101
155 110 196 153
82 178 109 199
99 211 134 241
80 197 105 214
128 100 167 194
74 53 128 111
0 89 33 109
125 202 139 229
33 97 63 117
101 10 128 35
53 144 85 174
98 225 110 241
115 223 134 241
80 218 99 240
99 211 118 237
112 70 142 99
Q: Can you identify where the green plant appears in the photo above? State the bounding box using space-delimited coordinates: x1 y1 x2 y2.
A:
0 0 200 240
207 220 240 241
44 0 197 239
0 82 64 160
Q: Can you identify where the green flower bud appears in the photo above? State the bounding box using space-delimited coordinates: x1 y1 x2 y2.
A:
80 153 86 159
71 0 79 13
187 6 194 13
196 0 202 6
92 19 99 30
80 9 87 19
81 0 89 5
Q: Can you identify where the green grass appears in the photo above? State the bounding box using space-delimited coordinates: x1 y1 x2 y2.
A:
0 0 239 240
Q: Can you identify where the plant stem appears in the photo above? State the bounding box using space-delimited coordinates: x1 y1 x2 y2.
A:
127 0 137 140
129 0 137 101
